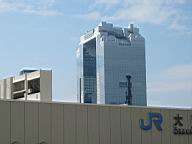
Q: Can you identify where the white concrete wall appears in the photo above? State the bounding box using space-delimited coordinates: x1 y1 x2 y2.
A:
0 100 192 144
5 77 13 99
0 80 5 99
40 70 52 102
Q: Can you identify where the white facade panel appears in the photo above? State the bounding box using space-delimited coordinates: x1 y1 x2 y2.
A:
188 110 192 143
179 110 189 144
64 104 76 144
0 80 5 99
121 107 132 144
99 106 110 144
161 109 171 144
110 107 121 144
87 105 100 144
151 109 162 144
131 108 142 144
11 101 25 144
52 103 64 144
25 102 38 144
141 108 151 144
0 101 10 143
39 103 51 144
40 70 52 101
170 110 180 144
76 105 88 144
6 78 12 99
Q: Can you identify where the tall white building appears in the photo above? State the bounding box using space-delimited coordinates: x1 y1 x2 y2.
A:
77 22 147 105
0 69 52 101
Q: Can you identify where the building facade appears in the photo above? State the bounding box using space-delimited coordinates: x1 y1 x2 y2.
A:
77 22 146 105
0 69 52 101
0 100 192 144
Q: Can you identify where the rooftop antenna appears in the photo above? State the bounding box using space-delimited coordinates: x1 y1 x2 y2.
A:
125 74 132 105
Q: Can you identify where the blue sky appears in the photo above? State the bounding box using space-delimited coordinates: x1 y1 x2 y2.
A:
0 0 192 107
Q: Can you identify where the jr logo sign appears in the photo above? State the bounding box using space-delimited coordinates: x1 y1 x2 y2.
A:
139 112 163 131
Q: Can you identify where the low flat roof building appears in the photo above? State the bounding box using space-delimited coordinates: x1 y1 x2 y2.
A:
0 100 191 144
0 69 52 102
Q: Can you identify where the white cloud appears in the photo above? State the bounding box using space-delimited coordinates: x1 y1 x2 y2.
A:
76 11 103 21
162 64 192 80
88 0 120 10
81 0 191 33
109 0 179 24
0 0 63 16
95 0 119 5
169 16 192 35
147 64 192 107
148 64 192 94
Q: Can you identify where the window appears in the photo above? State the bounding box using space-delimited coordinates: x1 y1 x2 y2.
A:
84 95 92 103
119 82 128 87
13 81 25 92
83 38 97 103
13 92 25 99
28 78 40 94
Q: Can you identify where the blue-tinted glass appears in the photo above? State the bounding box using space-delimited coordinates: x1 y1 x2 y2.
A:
83 38 97 103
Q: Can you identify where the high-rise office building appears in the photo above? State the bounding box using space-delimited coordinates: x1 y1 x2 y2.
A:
77 22 146 105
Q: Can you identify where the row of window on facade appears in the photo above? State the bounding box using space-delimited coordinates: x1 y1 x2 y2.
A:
13 78 40 99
